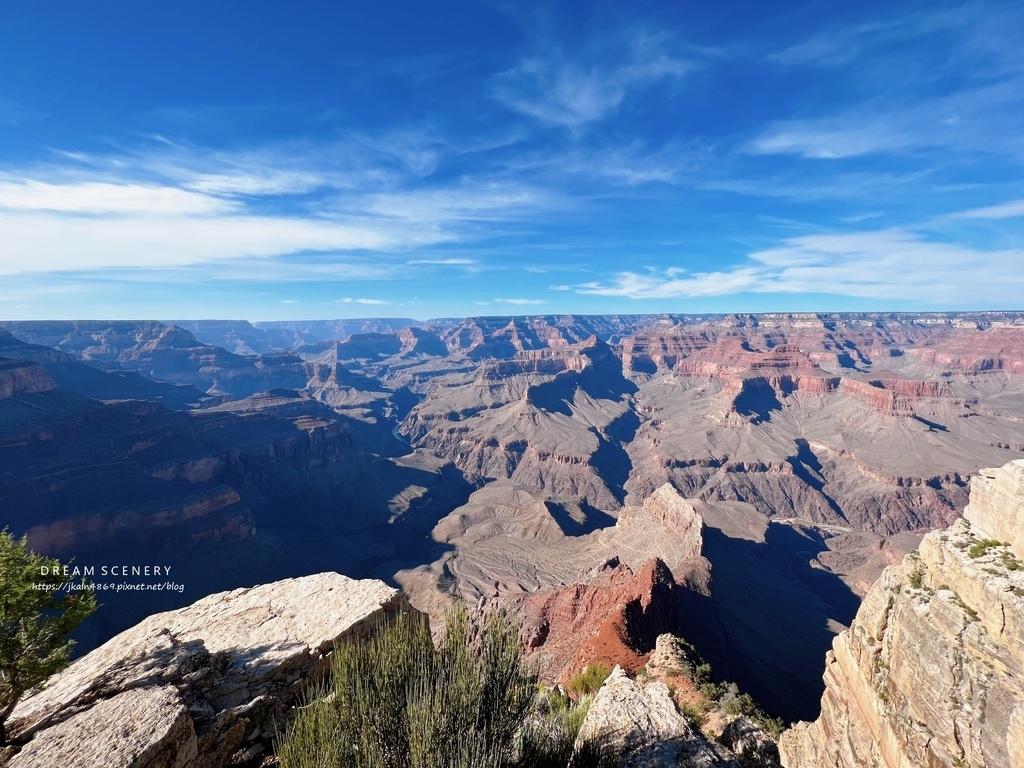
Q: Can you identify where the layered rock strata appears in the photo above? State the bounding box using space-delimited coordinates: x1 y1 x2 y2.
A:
2 573 409 768
779 459 1024 767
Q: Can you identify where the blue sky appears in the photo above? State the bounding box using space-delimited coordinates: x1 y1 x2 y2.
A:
1 0 1023 320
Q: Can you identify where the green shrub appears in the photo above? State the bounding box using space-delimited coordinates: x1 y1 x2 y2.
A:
518 691 615 768
567 663 612 696
698 681 725 702
694 662 715 686
723 692 758 717
968 538 1003 558
679 702 707 731
276 606 613 768
760 716 787 740
907 566 924 589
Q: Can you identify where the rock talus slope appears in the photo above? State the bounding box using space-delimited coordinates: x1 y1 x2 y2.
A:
779 459 1024 768
2 573 409 768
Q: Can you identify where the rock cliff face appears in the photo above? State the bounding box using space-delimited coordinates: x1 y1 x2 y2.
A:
2 573 408 768
779 459 1024 768
0 359 55 398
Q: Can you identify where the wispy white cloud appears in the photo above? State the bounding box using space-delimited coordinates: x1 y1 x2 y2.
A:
406 257 478 265
0 180 236 214
957 199 1024 219
340 297 390 305
363 184 545 222
549 285 570 291
701 169 934 202
744 120 918 160
0 208 397 274
769 5 1024 75
495 298 547 305
749 4 1024 161
578 228 1024 305
744 81 1023 160
0 136 552 276
841 212 884 223
492 30 690 127
768 20 900 69
183 171 323 196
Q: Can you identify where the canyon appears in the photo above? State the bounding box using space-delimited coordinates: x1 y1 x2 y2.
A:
5 458 1020 767
2 312 1024 725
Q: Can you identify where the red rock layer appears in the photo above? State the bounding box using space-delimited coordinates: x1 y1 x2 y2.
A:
518 558 700 683
839 379 915 416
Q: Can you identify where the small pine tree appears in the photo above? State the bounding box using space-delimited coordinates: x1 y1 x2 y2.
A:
0 529 97 744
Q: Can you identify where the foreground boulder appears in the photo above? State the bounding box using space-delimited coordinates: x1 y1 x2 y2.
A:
3 573 409 768
779 460 1024 767
575 666 739 767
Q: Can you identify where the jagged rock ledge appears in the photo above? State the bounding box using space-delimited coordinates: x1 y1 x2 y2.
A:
576 663 781 767
779 459 1024 768
2 573 409 768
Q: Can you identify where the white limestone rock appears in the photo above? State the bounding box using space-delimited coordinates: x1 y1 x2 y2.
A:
4 572 409 768
575 666 738 767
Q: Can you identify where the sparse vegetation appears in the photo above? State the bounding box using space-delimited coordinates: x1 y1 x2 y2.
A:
678 701 706 730
950 592 979 622
1000 550 1022 571
968 538 1003 559
276 606 613 768
519 687 614 768
905 551 925 589
660 638 787 740
567 663 611 697
874 682 889 704
907 566 924 589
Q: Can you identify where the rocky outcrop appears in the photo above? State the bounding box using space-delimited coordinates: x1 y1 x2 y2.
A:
575 666 739 767
779 459 1024 767
641 635 781 768
621 486 704 556
520 559 698 682
718 719 781 768
963 460 1024 558
397 327 448 357
0 359 55 398
839 379 914 416
3 573 410 768
7 687 197 768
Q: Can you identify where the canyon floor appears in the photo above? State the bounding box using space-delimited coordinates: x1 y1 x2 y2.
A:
2 311 1023 722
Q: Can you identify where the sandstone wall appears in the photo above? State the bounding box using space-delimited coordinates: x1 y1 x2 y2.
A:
779 460 1024 768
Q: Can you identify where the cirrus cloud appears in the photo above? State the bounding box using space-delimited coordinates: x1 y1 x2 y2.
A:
577 228 1024 306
